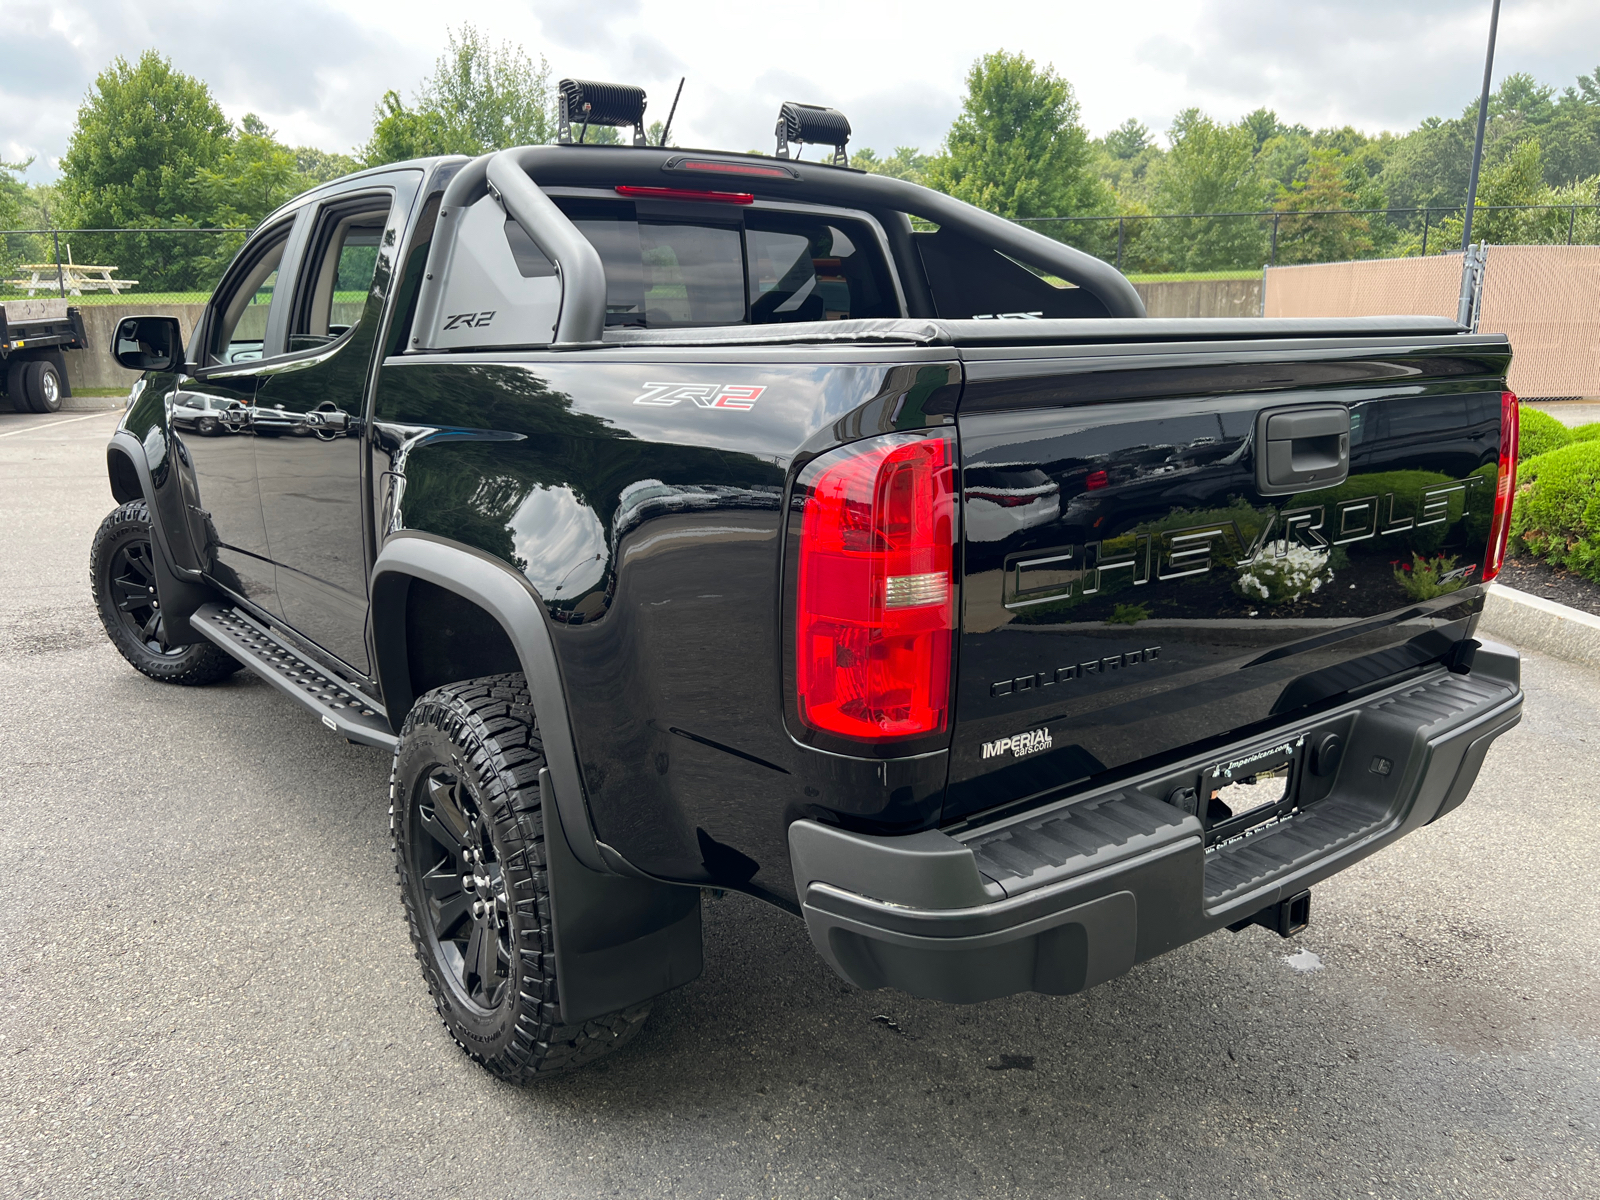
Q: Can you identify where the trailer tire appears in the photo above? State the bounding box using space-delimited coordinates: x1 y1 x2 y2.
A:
3 360 25 412
23 359 64 413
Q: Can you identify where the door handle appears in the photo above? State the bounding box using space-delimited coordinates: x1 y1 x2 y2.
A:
1255 405 1350 495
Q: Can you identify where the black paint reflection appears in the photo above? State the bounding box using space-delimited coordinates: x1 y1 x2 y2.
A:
373 355 954 893
948 387 1502 823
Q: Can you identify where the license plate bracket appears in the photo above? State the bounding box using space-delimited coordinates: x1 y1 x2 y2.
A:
1201 737 1306 845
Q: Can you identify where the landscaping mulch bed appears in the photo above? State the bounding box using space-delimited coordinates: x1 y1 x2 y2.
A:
1498 555 1600 618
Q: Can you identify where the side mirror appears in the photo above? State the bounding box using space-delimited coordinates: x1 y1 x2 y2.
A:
112 316 187 373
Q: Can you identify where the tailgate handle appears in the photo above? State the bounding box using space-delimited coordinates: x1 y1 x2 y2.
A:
1255 405 1350 496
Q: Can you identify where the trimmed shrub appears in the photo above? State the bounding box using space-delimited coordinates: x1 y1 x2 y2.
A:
1509 439 1600 582
1568 421 1600 444
1518 406 1573 461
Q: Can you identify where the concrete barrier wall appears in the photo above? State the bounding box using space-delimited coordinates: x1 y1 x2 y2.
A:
60 286 1262 391
67 304 206 391
63 301 365 392
1133 278 1261 318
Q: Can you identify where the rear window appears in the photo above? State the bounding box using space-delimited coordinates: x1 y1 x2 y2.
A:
551 199 898 329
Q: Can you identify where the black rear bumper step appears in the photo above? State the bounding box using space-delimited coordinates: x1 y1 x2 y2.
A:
788 644 1523 1005
190 603 396 751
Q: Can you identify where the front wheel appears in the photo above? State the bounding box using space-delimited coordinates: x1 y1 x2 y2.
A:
392 673 652 1082
90 501 241 685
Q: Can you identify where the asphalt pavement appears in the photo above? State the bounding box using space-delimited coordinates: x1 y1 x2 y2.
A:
2 406 1598 1199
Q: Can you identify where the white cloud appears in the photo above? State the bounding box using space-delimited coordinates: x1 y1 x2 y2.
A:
5 0 1599 184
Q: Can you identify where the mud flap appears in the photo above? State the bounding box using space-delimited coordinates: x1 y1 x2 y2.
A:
540 768 703 1023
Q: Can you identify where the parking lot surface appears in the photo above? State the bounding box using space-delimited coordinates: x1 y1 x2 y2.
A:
2 408 1598 1199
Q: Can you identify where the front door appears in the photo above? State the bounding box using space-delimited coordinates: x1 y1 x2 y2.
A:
177 216 300 616
255 178 416 673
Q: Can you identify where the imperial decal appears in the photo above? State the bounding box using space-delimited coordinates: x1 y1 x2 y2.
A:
632 382 767 410
982 727 1054 760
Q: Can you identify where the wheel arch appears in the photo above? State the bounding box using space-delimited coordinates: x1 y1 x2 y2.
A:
371 530 611 873
103 430 218 645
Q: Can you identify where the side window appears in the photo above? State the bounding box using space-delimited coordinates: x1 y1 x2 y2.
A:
745 215 897 324
553 199 897 330
914 227 1111 320
289 196 393 352
208 224 291 365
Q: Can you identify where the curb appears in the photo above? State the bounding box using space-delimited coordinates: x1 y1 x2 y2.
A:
62 396 126 412
1479 583 1600 670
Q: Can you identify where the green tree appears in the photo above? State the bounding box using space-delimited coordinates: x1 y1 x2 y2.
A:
853 146 935 184
363 25 553 166
0 158 27 229
1143 109 1267 271
194 115 312 227
927 50 1113 239
57 51 233 291
294 146 361 184
1271 149 1372 263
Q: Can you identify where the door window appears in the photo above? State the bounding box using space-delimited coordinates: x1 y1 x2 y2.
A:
290 197 393 351
208 223 291 365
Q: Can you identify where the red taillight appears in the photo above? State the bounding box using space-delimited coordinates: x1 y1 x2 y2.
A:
795 433 957 743
1483 390 1519 583
614 185 754 204
1085 469 1110 490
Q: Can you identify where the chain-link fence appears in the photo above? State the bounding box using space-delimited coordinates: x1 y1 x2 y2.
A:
0 228 248 305
1015 203 1600 276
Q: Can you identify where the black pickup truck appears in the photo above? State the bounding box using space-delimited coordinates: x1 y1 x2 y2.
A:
92 87 1524 1082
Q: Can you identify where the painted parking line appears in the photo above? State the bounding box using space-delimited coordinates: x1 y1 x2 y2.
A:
0 410 122 439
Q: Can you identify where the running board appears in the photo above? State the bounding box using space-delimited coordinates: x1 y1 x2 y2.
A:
189 602 397 751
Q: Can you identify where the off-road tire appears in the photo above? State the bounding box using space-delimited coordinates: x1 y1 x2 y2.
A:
90 501 242 685
392 673 651 1082
23 359 63 413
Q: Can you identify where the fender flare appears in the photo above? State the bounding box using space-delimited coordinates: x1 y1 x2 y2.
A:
370 529 609 873
105 429 218 646
372 531 704 1022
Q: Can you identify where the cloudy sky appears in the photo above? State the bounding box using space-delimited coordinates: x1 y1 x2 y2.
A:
5 0 1599 181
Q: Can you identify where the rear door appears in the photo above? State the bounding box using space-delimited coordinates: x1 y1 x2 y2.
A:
946 335 1506 823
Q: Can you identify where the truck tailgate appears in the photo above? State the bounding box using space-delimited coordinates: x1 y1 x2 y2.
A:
947 333 1508 824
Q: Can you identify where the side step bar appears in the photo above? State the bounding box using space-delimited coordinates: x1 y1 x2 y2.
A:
189 602 397 751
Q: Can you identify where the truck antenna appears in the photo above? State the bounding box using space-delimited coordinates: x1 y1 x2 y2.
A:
659 78 685 147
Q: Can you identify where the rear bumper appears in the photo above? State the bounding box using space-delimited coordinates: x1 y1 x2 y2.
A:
790 642 1523 1004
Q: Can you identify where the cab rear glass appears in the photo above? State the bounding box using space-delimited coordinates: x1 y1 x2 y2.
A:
535 199 898 329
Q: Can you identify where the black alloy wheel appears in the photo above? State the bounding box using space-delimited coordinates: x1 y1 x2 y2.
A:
195 415 218 436
411 767 512 1011
90 501 241 685
392 673 652 1081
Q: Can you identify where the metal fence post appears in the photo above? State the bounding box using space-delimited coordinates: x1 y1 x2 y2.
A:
1270 213 1280 266
1116 217 1125 273
1421 209 1430 256
52 230 65 298
1569 205 1577 245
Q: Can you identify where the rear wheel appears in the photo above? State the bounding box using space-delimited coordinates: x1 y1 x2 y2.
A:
90 501 241 685
23 359 64 413
392 673 652 1082
3 360 25 412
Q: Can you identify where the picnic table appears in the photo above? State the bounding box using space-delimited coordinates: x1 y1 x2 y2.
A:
4 263 139 296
